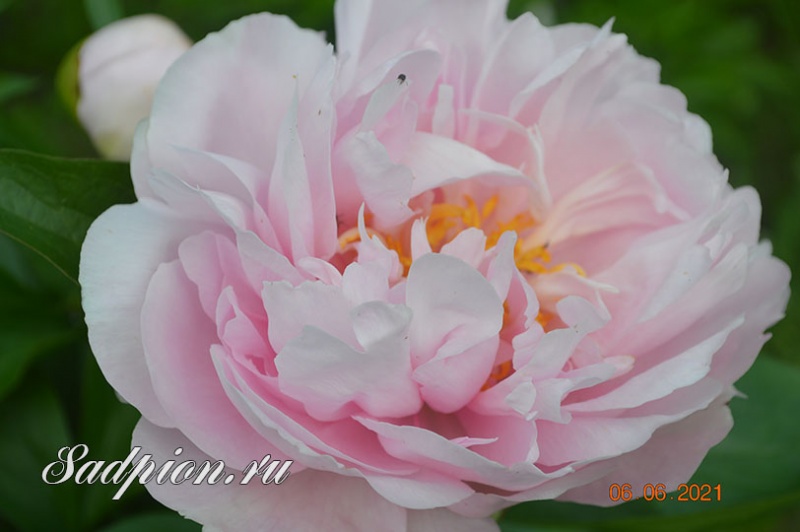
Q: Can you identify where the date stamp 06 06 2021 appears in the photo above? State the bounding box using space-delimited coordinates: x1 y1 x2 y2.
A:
609 483 722 503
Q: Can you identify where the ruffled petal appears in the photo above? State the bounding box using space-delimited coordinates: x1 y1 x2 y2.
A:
141 258 274 468
133 419 408 532
80 201 200 427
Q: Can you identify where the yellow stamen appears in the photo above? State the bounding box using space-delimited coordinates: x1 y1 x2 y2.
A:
481 360 513 391
338 227 363 249
337 226 382 250
485 212 536 249
481 194 499 220
341 196 585 279
536 309 554 329
385 234 412 276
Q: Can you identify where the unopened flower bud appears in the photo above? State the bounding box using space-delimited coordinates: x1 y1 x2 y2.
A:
78 14 191 160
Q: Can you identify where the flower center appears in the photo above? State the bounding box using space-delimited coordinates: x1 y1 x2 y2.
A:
336 195 584 390
337 194 584 278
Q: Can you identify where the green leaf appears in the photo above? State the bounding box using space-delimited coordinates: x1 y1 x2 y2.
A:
98 512 201 532
0 250 79 400
78 354 144 527
122 0 335 41
0 383 80 531
688 355 800 503
0 92 96 156
0 149 135 282
770 166 800 367
500 356 800 531
0 321 77 401
0 0 16 15
0 71 37 105
84 0 124 30
0 0 92 74
0 233 38 288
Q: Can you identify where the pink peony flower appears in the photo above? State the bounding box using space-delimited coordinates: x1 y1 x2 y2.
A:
80 1 790 530
78 14 191 160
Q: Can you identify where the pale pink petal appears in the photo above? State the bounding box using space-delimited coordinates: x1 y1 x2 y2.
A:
275 302 422 420
407 254 503 365
565 317 741 413
471 13 553 116
134 13 333 193
402 132 526 196
133 419 408 532
141 259 272 469
80 202 199 427
342 261 391 305
262 280 358 354
216 357 475 509
457 408 539 464
216 286 274 376
335 0 508 92
357 415 566 493
440 228 487 269
527 162 686 270
558 397 733 505
412 336 499 414
177 231 254 320
708 251 790 383
217 352 417 476
235 230 305 288
266 83 337 261
407 254 504 412
334 131 415 228
536 410 698 466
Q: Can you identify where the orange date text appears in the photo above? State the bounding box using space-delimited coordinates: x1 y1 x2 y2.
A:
608 483 721 502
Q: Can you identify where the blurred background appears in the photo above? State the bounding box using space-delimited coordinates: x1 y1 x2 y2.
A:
0 0 798 530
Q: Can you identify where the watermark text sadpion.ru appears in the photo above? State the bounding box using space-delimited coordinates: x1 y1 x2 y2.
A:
42 444 293 500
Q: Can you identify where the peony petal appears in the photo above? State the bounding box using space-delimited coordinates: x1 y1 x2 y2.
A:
275 302 422 420
262 280 358 354
558 397 733 505
566 317 741 413
80 201 202 427
335 0 507 92
356 415 562 492
406 254 504 412
412 336 499 414
440 228 487 270
342 260 391 305
407 253 503 365
216 356 476 509
403 132 526 196
471 13 553 117
334 131 415 228
141 259 272 468
133 419 408 532
267 78 338 261
134 13 333 193
708 252 790 383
